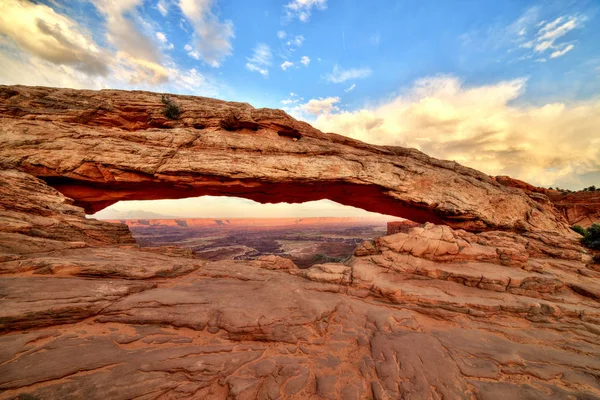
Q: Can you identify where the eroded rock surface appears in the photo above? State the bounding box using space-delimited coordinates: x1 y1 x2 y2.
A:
1 86 599 399
496 175 600 228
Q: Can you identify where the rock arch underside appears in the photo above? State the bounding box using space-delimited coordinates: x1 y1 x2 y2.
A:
1 85 599 400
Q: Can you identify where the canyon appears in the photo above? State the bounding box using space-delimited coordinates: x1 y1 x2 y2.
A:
1 85 599 399
107 217 391 268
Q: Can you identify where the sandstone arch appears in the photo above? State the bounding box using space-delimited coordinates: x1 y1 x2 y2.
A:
0 85 569 234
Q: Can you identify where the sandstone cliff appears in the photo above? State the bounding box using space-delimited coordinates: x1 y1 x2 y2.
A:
1 86 599 400
495 176 600 228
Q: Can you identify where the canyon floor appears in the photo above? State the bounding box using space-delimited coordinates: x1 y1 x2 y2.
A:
1 86 600 399
109 217 390 268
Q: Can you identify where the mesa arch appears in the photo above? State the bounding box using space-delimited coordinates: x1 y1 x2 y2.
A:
0 85 570 234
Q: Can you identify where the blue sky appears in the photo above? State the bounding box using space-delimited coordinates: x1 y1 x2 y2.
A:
0 0 599 217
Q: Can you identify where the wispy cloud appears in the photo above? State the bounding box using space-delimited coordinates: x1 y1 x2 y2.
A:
550 44 574 59
324 65 372 83
461 7 586 63
179 0 234 67
516 11 585 60
246 43 272 76
300 56 310 66
156 0 169 16
284 0 327 22
344 83 356 92
277 30 286 39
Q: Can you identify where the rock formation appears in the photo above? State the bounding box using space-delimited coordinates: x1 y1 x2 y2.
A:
495 176 600 228
0 85 572 234
1 85 599 399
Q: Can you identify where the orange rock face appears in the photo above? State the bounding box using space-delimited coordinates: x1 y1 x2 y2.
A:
0 85 572 234
495 175 600 227
1 86 599 399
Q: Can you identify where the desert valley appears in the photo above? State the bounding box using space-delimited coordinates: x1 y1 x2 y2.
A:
107 217 391 268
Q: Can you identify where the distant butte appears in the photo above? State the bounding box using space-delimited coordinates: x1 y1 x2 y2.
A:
1 85 599 399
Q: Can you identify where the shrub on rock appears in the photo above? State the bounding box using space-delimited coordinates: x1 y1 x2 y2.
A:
582 223 600 250
571 225 586 236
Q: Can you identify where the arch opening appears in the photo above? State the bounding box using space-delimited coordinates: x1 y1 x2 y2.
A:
90 196 402 269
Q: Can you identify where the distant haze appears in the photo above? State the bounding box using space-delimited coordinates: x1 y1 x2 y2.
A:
91 197 395 220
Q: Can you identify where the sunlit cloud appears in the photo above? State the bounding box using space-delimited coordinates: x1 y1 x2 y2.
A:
311 75 600 188
0 0 108 76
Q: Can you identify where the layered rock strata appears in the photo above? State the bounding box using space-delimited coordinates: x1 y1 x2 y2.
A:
0 86 599 399
495 176 600 228
0 85 571 233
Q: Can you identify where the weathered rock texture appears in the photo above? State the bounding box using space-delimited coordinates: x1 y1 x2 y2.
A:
1 85 599 399
496 176 600 228
0 85 572 234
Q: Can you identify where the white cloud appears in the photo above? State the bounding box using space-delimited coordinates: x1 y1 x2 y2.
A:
281 61 293 70
157 0 168 16
246 43 272 76
284 0 327 22
300 56 310 66
550 44 574 59
517 13 585 59
179 0 234 67
463 8 585 64
286 35 304 50
344 83 356 92
311 75 600 188
156 32 167 43
324 65 372 83
277 30 287 39
0 0 108 76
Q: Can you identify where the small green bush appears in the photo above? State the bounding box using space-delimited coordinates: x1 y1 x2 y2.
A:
571 225 587 236
161 95 181 120
582 223 600 250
